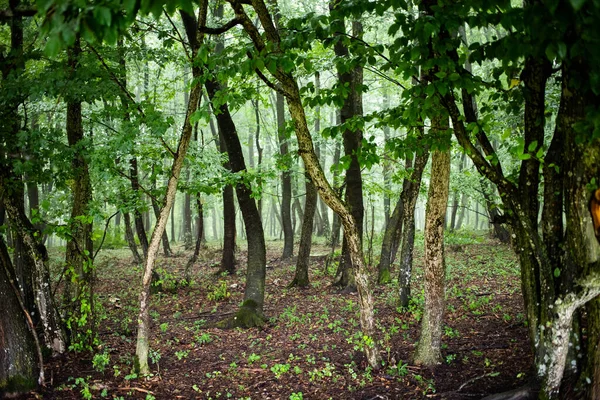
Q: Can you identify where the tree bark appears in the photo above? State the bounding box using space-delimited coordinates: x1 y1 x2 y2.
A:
0 235 37 392
333 17 364 291
289 173 317 287
413 143 451 366
229 0 380 369
123 212 143 263
398 149 429 307
135 6 204 373
63 37 96 347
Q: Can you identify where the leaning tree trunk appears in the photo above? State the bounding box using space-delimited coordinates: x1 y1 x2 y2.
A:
135 8 203 372
413 121 451 366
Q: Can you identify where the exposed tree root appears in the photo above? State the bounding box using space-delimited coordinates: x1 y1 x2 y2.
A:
216 300 265 329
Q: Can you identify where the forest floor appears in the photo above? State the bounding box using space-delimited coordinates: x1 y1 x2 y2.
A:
31 233 531 400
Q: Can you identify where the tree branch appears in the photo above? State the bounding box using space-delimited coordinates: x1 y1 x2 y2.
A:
199 18 242 34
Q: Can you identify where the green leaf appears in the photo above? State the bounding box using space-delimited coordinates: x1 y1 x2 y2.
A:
527 140 538 152
45 35 62 57
557 42 567 59
518 153 531 160
569 0 587 10
553 268 561 278
94 6 112 26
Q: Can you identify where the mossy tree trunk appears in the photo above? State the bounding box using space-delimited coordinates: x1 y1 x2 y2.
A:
63 37 96 348
413 117 451 366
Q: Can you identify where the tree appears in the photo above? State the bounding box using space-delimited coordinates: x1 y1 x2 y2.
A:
134 6 204 373
185 2 268 328
225 0 380 369
413 117 451 366
63 37 96 348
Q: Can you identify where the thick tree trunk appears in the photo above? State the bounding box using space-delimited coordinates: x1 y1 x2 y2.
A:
413 121 451 366
63 38 95 347
0 238 37 392
205 77 266 326
1 183 66 355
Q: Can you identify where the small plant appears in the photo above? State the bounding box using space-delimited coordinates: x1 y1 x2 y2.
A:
446 354 457 364
73 377 92 400
270 363 291 379
443 326 460 339
248 353 261 364
160 322 169 333
92 351 110 373
207 280 231 302
289 392 303 400
175 350 190 360
387 361 409 377
195 332 213 345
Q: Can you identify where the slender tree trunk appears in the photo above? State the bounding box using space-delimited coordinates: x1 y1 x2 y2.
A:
229 0 380 369
332 16 364 291
413 142 451 366
276 89 294 259
135 6 205 374
398 149 429 307
124 212 142 263
289 173 317 287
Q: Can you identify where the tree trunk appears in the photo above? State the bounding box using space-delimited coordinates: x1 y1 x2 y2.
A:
229 0 380 369
1 180 66 356
398 149 429 307
276 89 294 259
289 173 317 288
135 7 204 374
124 212 142 263
63 37 96 348
332 17 364 291
413 145 451 366
378 194 403 284
0 236 37 392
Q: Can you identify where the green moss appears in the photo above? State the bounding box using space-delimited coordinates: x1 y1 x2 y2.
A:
378 268 391 284
217 299 265 329
0 375 37 394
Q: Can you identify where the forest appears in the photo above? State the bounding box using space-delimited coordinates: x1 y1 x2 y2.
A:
1 0 600 399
